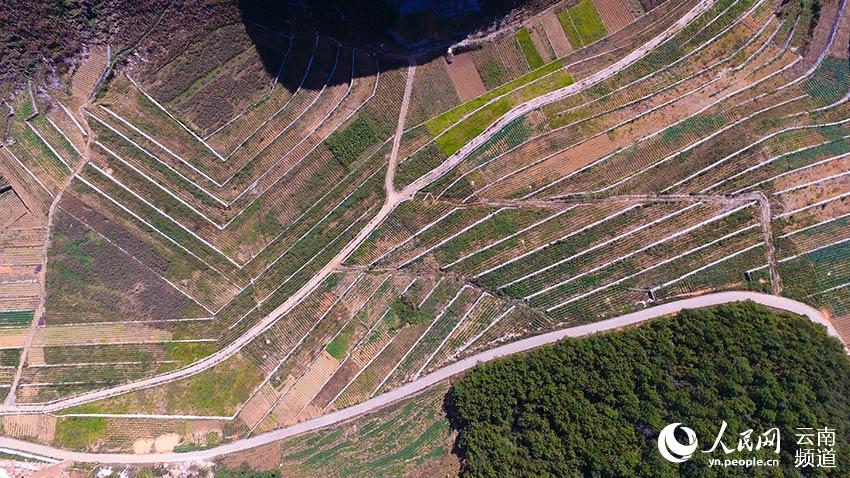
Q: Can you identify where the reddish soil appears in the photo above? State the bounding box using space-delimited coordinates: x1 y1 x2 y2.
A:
483 133 615 198
445 52 487 102
219 441 283 471
832 314 850 347
541 12 574 58
311 359 359 409
594 0 635 34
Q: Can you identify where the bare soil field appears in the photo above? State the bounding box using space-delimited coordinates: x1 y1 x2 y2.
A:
594 0 635 33
69 46 108 104
833 314 850 345
541 12 576 58
445 53 487 102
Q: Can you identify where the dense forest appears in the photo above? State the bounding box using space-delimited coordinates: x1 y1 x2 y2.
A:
447 302 850 477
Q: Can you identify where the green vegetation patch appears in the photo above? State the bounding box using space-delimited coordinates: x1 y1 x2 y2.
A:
803 56 850 106
0 310 34 327
660 114 725 145
515 28 544 70
324 116 381 169
18 99 34 119
435 98 512 156
558 0 608 48
0 349 20 367
167 354 261 416
426 60 563 135
428 66 572 157
448 302 850 476
389 297 430 331
280 387 452 477
62 354 261 417
167 342 219 366
54 417 107 450
476 59 509 90
326 322 355 360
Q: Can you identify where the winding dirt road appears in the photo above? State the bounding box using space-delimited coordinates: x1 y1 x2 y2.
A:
0 291 840 464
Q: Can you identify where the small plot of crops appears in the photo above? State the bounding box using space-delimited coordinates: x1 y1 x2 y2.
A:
803 56 850 107
515 28 545 70
557 0 608 49
280 386 453 477
53 417 107 451
0 311 33 327
470 35 532 89
755 212 850 306
43 210 208 325
406 59 462 126
425 61 563 136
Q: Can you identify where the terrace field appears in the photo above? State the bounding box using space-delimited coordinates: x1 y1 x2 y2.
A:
0 0 848 466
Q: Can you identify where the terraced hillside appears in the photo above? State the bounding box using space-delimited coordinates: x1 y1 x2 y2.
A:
0 0 848 456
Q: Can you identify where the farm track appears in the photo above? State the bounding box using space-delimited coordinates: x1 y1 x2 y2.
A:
0 0 717 415
4 104 96 406
422 193 765 208
0 292 840 463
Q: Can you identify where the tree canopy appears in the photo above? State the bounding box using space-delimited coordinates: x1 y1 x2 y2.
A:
447 301 850 477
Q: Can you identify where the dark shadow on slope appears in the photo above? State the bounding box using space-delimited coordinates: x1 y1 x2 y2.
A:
237 0 565 91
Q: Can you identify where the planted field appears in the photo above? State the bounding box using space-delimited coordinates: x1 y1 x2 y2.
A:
516 28 546 69
594 0 635 33
279 386 454 477
557 0 609 48
444 53 487 102
0 311 32 327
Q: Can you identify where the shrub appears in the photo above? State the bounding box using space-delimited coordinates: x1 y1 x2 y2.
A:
324 116 381 169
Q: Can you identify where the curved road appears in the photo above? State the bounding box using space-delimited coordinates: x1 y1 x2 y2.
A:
0 291 841 464
0 0 717 416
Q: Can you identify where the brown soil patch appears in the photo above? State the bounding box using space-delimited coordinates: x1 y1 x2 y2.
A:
483 133 615 198
772 156 850 195
310 359 359 409
779 181 850 215
153 433 181 452
594 0 635 33
132 437 154 454
220 441 282 472
0 329 28 348
829 4 850 59
237 381 281 430
258 351 340 431
32 323 172 347
2 414 56 443
445 52 486 102
70 46 108 103
27 347 45 366
541 12 574 58
0 191 28 228
831 314 850 348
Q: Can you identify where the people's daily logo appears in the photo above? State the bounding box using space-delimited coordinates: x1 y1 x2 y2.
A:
657 421 837 469
657 423 698 463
